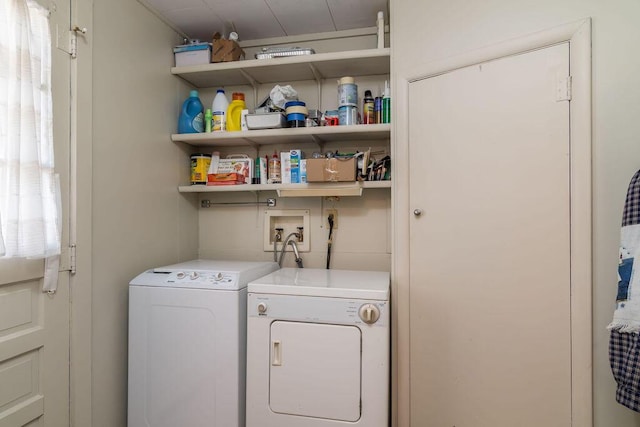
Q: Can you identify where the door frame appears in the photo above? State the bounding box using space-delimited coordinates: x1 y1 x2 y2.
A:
392 19 592 427
69 0 93 424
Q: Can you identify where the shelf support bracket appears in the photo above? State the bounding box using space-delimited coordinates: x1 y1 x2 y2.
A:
308 63 324 112
239 69 259 90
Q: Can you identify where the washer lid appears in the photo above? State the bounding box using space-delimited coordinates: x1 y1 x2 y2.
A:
248 268 390 300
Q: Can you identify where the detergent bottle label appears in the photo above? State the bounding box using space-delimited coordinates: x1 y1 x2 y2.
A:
213 111 225 131
192 112 204 132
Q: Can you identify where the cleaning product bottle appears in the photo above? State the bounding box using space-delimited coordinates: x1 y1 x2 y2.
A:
376 11 385 49
207 151 220 176
212 89 229 131
268 151 281 184
178 90 204 133
226 92 246 132
204 108 212 132
382 80 391 124
362 89 375 124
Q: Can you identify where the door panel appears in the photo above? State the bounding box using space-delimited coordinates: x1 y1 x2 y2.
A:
408 43 571 426
0 0 71 425
269 321 361 422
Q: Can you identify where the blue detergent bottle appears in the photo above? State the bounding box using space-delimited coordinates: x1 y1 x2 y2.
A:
178 90 204 133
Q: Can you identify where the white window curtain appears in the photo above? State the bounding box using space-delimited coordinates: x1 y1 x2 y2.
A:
0 0 61 288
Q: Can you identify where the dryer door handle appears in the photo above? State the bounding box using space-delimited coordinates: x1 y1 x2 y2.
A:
272 340 282 366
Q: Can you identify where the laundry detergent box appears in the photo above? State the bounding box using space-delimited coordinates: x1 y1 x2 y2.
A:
289 149 302 183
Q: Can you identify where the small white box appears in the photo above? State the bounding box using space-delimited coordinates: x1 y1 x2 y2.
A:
173 43 211 67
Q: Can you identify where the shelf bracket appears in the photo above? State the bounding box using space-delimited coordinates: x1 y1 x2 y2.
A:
308 63 322 84
201 198 276 208
242 137 260 150
310 134 324 152
239 69 260 90
308 63 323 112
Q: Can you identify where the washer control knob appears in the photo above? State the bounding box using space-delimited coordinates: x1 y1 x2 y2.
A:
257 302 268 314
189 271 199 280
176 272 186 279
359 304 380 324
215 272 224 281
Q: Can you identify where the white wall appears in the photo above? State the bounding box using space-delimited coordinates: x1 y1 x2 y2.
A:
392 0 640 425
90 0 198 425
195 77 391 270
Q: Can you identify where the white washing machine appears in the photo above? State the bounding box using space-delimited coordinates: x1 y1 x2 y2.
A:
246 268 390 427
128 259 279 427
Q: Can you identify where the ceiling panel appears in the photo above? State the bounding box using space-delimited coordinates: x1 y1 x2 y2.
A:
201 0 285 40
144 0 207 13
141 0 389 41
266 0 335 36
163 8 225 42
327 0 387 31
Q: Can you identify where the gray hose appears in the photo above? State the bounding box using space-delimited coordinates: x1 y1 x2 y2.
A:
278 232 300 267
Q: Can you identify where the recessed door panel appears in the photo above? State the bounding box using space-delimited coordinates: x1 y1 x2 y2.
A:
408 43 572 426
269 321 361 422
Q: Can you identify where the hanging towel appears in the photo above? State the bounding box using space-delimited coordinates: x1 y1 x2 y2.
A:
609 169 640 411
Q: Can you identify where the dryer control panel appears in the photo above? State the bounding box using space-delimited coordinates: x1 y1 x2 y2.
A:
248 293 389 327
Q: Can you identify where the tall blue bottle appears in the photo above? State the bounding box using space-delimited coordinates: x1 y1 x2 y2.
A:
178 90 204 133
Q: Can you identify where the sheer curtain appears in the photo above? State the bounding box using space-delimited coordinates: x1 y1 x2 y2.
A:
0 0 61 288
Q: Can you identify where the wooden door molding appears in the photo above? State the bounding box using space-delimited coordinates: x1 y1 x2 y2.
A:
392 18 592 427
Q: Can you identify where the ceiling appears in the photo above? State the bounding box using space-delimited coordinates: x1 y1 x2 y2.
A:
139 0 389 43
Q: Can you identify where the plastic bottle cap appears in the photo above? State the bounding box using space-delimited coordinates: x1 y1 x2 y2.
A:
365 90 372 97
338 76 355 85
232 92 245 101
190 90 199 97
378 11 384 20
217 89 225 93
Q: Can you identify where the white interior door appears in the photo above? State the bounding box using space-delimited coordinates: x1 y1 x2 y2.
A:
0 0 71 426
269 321 361 422
408 43 572 426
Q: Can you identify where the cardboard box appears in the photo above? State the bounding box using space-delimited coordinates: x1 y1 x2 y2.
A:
211 33 244 62
305 157 357 182
173 43 211 67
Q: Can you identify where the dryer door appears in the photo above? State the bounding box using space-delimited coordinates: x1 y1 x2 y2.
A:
269 320 362 421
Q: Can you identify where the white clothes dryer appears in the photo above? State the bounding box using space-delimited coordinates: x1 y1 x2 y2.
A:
128 259 279 427
246 268 390 427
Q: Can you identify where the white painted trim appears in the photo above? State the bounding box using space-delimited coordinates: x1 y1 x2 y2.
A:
393 18 592 427
69 0 93 424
